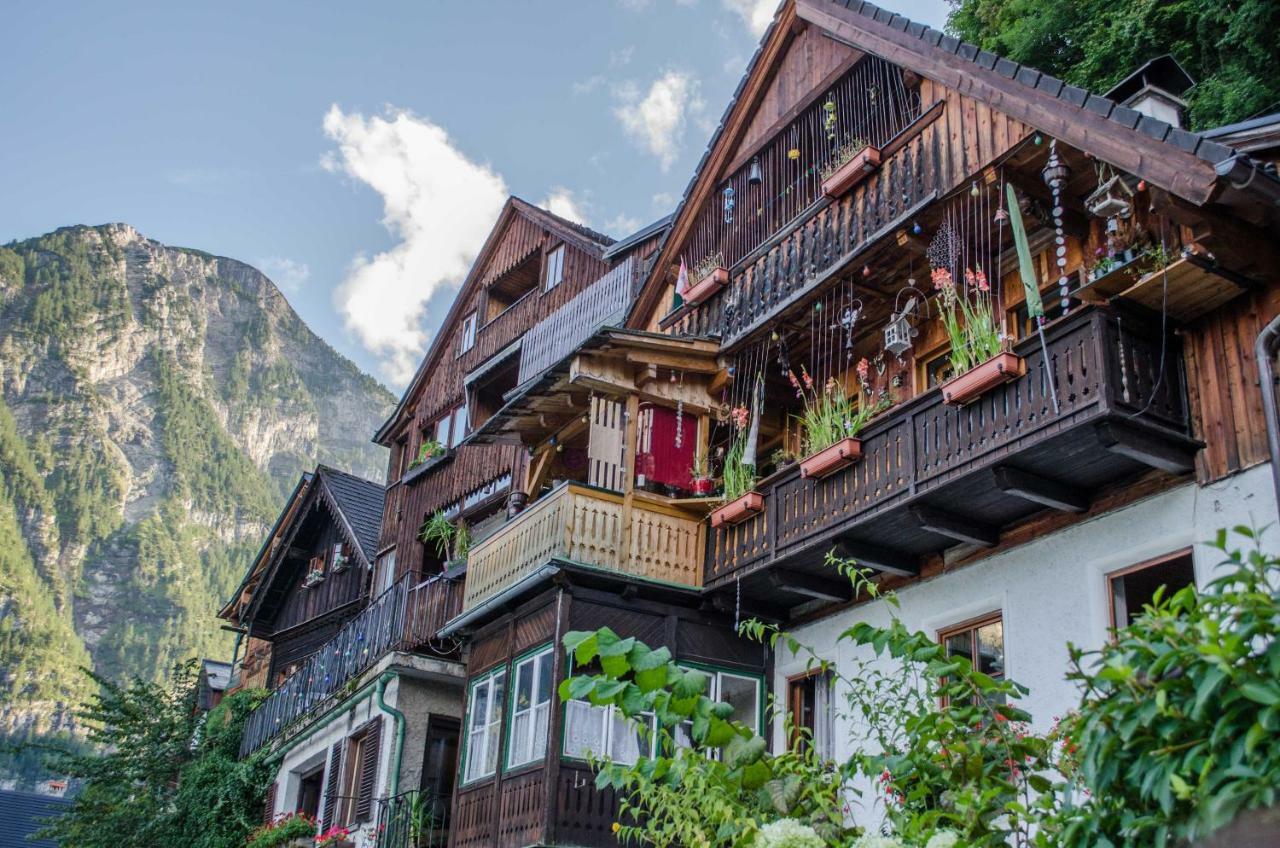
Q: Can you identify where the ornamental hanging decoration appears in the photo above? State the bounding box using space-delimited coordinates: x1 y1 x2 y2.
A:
1040 140 1073 317
723 184 735 225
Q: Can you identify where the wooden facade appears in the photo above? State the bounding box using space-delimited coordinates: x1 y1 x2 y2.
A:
451 582 767 848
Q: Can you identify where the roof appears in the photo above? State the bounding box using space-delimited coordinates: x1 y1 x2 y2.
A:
199 658 232 690
0 790 72 848
374 196 616 445
316 466 385 563
218 472 313 621
601 214 674 261
629 0 1280 329
1104 54 1195 104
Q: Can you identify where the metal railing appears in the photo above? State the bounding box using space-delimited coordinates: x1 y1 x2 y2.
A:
375 790 450 848
239 573 463 757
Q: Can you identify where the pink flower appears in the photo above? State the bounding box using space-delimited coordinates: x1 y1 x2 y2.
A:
965 267 990 292
931 267 953 290
800 366 814 390
730 405 750 429
856 357 870 383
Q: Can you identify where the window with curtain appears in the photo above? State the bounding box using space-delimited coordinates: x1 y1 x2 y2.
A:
507 647 553 768
463 669 506 783
563 700 656 766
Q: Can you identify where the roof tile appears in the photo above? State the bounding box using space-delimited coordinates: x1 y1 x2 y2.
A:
995 57 1019 79
1015 67 1041 88
1035 74 1064 97
1137 115 1172 142
1195 138 1236 164
1165 126 1201 153
976 50 999 70
1060 84 1089 107
957 42 979 62
1085 95 1114 118
1110 104 1143 129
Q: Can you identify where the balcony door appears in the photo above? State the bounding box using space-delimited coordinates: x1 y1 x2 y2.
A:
420 715 460 845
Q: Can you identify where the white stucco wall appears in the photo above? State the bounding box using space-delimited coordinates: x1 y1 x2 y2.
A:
773 463 1277 822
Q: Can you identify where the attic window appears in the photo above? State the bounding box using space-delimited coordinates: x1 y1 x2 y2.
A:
543 244 565 291
487 252 542 320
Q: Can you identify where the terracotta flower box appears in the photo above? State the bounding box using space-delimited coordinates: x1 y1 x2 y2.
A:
684 267 729 305
799 437 862 479
710 491 765 527
940 352 1025 406
820 146 882 198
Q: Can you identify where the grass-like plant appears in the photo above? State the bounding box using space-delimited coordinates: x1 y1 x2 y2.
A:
418 510 456 559
933 266 1005 376
789 366 880 456
721 429 757 501
692 252 726 283
819 136 869 181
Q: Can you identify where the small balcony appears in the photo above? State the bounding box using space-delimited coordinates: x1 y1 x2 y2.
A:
462 482 704 613
707 306 1198 613
239 573 463 757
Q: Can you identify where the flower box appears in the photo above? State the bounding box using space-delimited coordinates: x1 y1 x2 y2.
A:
820 146 882 198
684 267 729 305
799 437 862 479
710 491 765 527
303 569 325 588
940 352 1024 406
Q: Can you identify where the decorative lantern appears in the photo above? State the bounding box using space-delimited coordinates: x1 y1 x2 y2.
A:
723 184 735 224
748 156 762 186
884 284 921 358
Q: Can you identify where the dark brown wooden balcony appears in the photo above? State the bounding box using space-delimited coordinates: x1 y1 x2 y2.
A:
706 306 1198 613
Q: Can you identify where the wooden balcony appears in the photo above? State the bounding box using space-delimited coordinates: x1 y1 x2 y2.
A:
707 306 1198 610
463 482 703 612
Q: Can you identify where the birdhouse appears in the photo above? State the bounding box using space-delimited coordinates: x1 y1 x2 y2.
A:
884 312 914 357
1085 173 1134 220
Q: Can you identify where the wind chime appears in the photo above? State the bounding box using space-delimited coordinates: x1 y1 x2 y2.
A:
1041 140 1073 316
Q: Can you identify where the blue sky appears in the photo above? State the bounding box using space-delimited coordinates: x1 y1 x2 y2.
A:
1 0 949 388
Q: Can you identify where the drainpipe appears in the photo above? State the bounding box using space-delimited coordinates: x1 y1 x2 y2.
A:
375 672 407 798
1254 314 1280 521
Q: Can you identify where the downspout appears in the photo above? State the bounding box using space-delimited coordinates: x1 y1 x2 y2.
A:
1254 313 1280 521
375 672 407 798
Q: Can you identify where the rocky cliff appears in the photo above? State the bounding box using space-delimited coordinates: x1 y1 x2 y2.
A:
0 224 395 785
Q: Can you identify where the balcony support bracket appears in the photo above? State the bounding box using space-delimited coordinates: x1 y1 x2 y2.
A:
993 466 1090 513
831 540 919 577
1096 421 1197 474
909 505 999 547
767 568 854 603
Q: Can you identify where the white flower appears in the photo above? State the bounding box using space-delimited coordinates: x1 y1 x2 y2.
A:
852 836 905 848
756 819 825 848
925 832 959 848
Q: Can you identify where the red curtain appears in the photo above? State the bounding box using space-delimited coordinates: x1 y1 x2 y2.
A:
636 404 695 491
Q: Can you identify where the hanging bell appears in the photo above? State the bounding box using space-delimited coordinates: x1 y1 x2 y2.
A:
748 156 762 186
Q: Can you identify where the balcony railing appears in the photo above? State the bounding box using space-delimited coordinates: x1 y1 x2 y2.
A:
239 573 463 757
463 482 703 612
708 306 1195 595
375 790 450 848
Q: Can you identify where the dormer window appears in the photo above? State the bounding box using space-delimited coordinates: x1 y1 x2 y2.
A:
460 312 478 354
543 245 565 291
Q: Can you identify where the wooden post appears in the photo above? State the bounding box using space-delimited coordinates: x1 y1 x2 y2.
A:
618 394 641 573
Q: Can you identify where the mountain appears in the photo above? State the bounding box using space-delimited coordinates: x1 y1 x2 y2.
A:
0 224 394 787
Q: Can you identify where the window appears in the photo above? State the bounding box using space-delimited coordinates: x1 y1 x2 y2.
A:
463 669 506 783
331 542 347 570
563 701 656 765
450 404 469 448
675 668 762 748
460 312 477 354
433 416 451 448
921 347 955 390
1109 550 1195 628
507 647 554 768
543 244 565 291
342 733 367 826
1010 284 1066 339
940 613 1004 706
787 671 834 758
374 549 396 596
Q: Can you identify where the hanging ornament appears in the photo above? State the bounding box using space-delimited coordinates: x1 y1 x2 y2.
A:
722 184 735 225
787 148 800 161
970 181 980 197
823 98 838 141
813 300 823 312
862 264 871 278
1041 139 1073 317
1137 179 1147 192
994 206 1009 223
912 220 923 235
1034 133 1043 146
675 398 685 450
770 329 779 342
748 156 763 186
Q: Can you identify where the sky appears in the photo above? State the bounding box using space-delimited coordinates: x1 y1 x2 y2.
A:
1 0 950 389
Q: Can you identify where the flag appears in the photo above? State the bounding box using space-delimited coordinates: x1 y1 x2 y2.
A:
674 255 689 309
1006 183 1043 320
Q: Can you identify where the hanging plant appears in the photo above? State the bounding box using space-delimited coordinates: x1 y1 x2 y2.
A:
790 366 883 479
933 266 1022 405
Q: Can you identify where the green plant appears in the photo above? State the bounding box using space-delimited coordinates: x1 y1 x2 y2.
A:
419 510 456 559
1089 255 1119 278
407 792 439 844
411 438 444 468
691 450 711 480
453 521 471 559
932 266 1005 376
721 428 756 502
820 136 870 181
1044 527 1280 847
244 812 317 848
692 252 726 283
1138 242 1177 277
788 366 881 455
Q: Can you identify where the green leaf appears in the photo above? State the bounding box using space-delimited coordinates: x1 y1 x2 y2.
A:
724 734 766 768
1239 680 1280 706
765 775 802 814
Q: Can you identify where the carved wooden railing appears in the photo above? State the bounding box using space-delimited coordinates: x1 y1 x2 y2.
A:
239 572 463 757
668 109 943 347
464 483 703 612
707 306 1190 586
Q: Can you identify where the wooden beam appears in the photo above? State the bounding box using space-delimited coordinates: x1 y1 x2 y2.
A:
624 350 721 374
993 465 1089 513
831 540 918 577
708 591 789 623
525 448 555 496
910 505 999 547
768 568 853 603
1096 422 1197 474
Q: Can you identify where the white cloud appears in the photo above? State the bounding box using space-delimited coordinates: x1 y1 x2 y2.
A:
540 187 589 225
721 0 778 36
651 191 677 210
609 45 636 68
605 213 643 236
322 104 507 386
613 71 705 172
572 75 606 95
257 256 311 293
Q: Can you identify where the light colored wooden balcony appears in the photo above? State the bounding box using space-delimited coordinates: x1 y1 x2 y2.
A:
463 482 703 611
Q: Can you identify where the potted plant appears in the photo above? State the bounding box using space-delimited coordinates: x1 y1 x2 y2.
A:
820 136 880 198
419 510 457 560
303 556 325 588
684 253 729 305
933 266 1022 406
316 825 353 848
710 414 763 528
790 365 880 479
690 451 714 496
409 438 445 469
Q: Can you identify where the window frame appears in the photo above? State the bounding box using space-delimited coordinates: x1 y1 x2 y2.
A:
938 611 1005 707
451 403 469 448
672 663 765 750
1107 548 1195 629
543 244 565 291
506 645 555 770
786 668 835 758
459 311 478 355
460 666 507 785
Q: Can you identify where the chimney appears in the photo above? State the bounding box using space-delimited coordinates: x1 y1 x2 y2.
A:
1105 55 1195 129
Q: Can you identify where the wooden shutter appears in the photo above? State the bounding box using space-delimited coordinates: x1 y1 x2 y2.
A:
321 741 343 829
589 396 625 491
263 781 277 824
354 717 383 821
